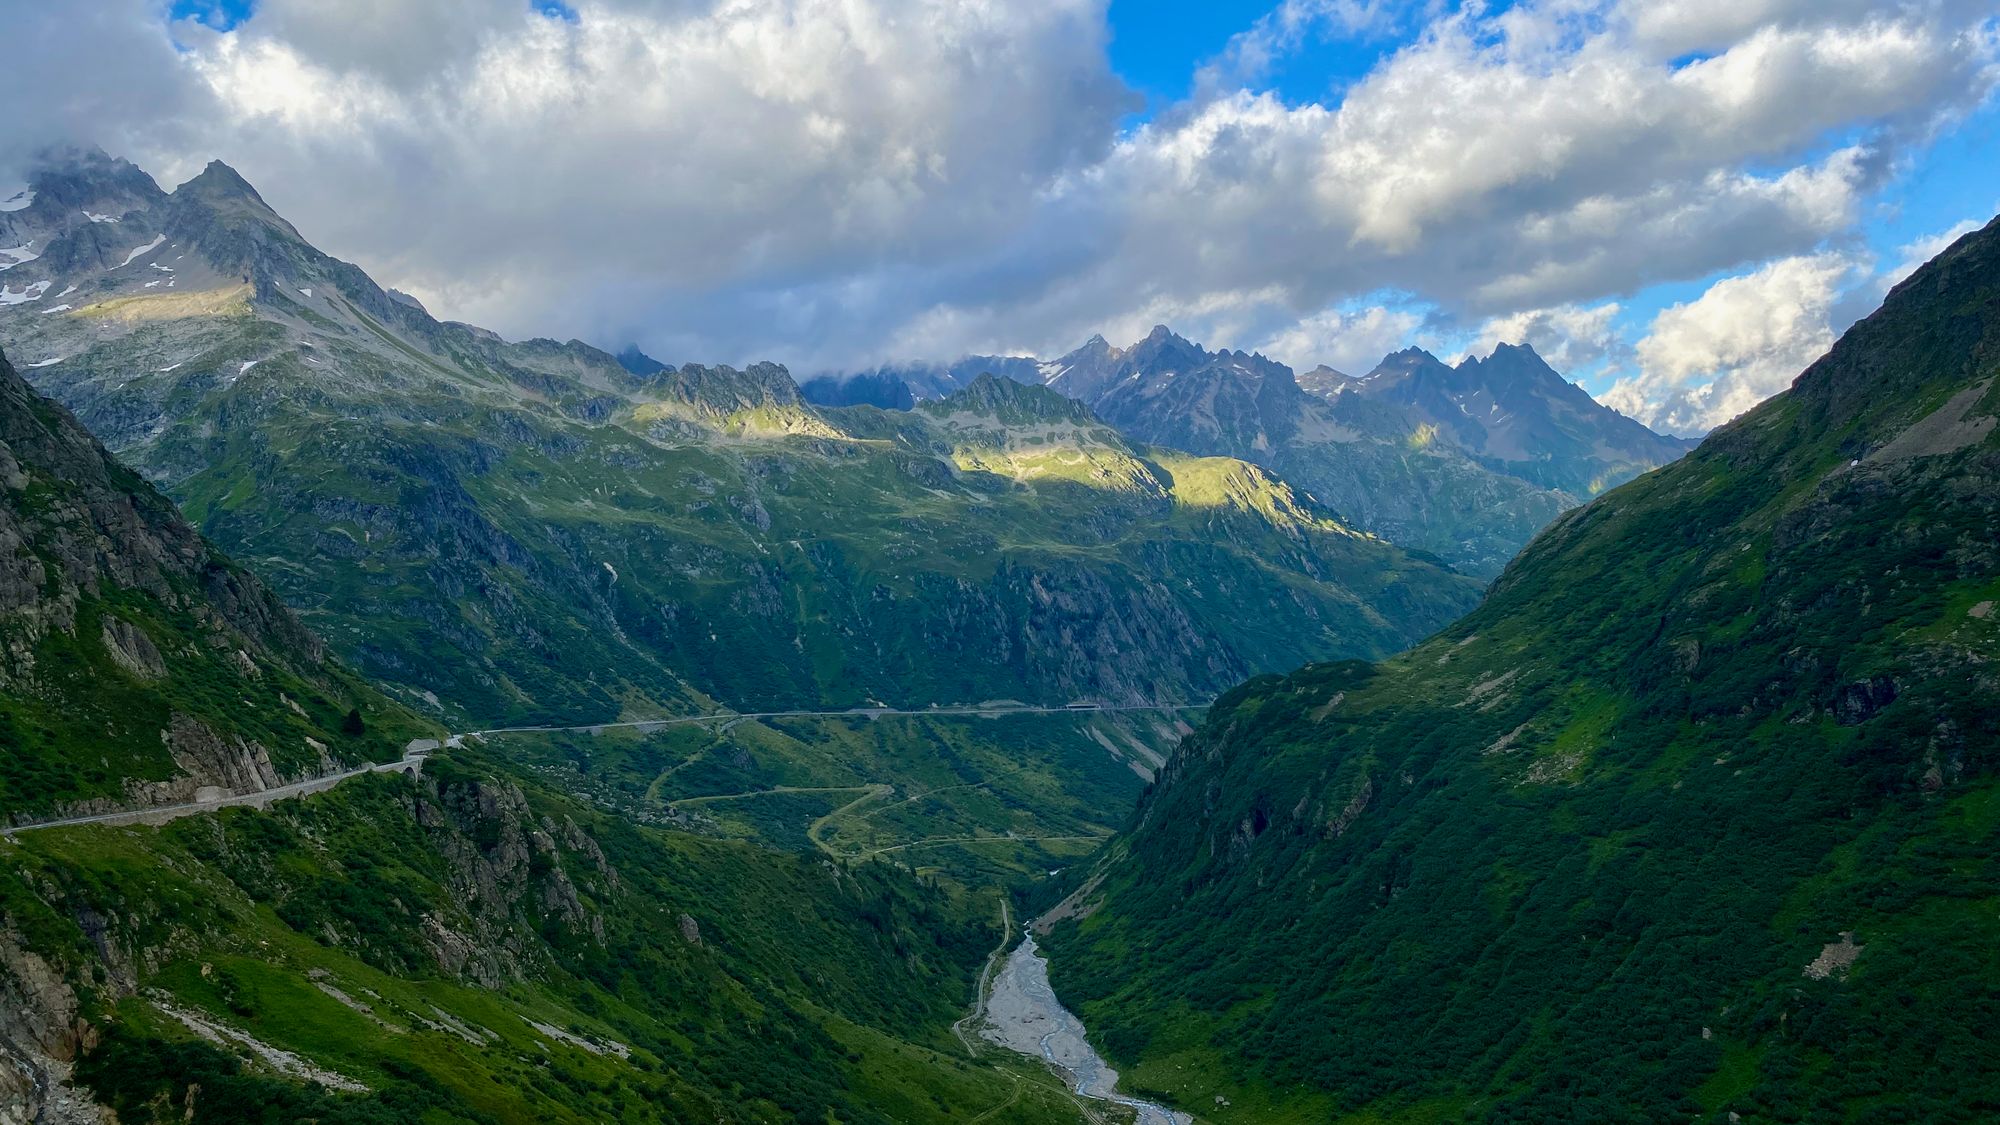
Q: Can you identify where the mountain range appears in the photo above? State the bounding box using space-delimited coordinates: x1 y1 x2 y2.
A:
805 326 1691 574
0 148 1476 733
1040 216 2000 1121
0 146 1490 1021
4 139 1996 1125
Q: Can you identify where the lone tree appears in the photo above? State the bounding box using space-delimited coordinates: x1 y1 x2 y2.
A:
341 708 366 737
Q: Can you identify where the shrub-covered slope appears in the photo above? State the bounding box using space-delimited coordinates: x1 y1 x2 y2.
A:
1045 218 2000 1122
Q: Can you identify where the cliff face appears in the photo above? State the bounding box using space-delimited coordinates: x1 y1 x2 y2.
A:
0 347 315 675
0 345 417 820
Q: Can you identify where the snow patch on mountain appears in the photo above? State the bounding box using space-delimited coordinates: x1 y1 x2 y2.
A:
83 210 121 224
112 233 166 269
0 189 31 212
0 280 51 306
0 242 40 271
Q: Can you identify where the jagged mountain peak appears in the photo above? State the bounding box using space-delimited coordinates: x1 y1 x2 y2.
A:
170 159 301 238
1455 340 1570 388
1297 363 1358 396
1351 337 1704 494
386 287 427 313
1367 345 1448 377
1485 340 1541 360
25 144 154 187
8 146 165 222
1124 323 1204 359
176 159 262 200
643 360 816 422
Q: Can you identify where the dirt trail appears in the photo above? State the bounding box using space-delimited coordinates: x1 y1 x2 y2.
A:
953 900 1014 1055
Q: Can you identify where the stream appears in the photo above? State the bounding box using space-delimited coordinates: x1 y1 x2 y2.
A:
979 932 1193 1125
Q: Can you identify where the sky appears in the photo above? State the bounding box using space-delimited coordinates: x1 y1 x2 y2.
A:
3 1 1996 435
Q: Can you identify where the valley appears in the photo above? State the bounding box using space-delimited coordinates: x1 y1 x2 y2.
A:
452 701 1203 882
0 124 1992 1125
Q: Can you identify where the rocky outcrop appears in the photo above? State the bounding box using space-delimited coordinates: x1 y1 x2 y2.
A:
97 615 165 680
0 936 106 1125
162 712 282 793
411 776 619 986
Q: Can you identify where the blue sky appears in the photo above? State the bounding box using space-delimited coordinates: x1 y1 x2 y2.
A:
17 1 2000 434
1108 0 1386 110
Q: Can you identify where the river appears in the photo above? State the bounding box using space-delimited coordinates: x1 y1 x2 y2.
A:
979 932 1193 1125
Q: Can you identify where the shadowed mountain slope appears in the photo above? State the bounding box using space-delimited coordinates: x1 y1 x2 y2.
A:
1043 217 2000 1122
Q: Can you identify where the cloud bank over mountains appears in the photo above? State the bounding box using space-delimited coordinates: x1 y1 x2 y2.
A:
3 0 1995 433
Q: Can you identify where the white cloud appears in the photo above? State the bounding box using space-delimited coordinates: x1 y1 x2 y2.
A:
0 0 1993 383
1602 252 1862 434
1195 0 1406 95
177 0 1131 339
1470 302 1626 375
905 0 1992 375
1257 303 1427 375
1078 4 1989 314
1622 0 1924 60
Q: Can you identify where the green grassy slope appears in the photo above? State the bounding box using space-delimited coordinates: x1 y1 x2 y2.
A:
1043 219 2000 1122
485 707 1191 888
3 748 1076 1124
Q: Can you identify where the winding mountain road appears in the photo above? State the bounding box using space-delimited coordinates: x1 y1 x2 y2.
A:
0 702 1202 840
465 701 1204 741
